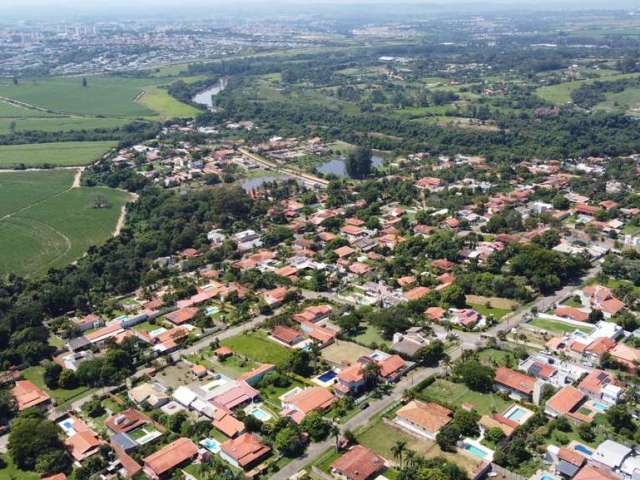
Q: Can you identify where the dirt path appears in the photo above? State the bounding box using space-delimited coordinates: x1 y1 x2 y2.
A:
72 167 84 188
112 192 138 237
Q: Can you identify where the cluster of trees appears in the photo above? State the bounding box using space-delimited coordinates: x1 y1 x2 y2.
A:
602 252 640 286
571 77 640 109
345 147 373 179
436 409 480 451
453 359 495 393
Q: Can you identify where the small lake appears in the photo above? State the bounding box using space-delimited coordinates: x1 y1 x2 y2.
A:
241 175 290 191
317 154 384 178
192 78 228 108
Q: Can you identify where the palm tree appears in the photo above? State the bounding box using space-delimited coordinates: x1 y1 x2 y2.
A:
329 423 341 452
391 439 407 467
404 449 417 469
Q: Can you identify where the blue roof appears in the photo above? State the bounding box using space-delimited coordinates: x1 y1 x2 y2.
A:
111 432 137 451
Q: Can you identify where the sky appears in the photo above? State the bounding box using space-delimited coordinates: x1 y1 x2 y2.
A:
0 0 637 21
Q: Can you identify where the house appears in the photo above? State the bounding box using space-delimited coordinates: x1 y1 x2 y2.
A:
609 343 640 373
143 437 199 479
271 325 304 346
335 363 366 396
66 430 103 462
591 440 631 472
165 307 198 325
213 410 245 438
219 433 271 470
214 346 233 360
11 380 50 411
404 286 431 302
72 313 104 332
578 369 622 405
211 382 260 411
281 387 335 419
392 328 430 358
105 408 154 435
545 386 591 423
424 306 447 322
262 287 289 308
573 465 619 480
331 445 385 480
580 286 625 318
237 364 276 386
128 383 170 409
85 322 125 345
452 309 482 328
293 304 332 323
494 367 536 402
546 446 586 477
555 307 589 322
394 400 452 440
377 355 406 382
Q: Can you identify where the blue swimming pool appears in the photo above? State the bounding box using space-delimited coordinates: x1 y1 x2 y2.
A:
574 444 592 456
592 401 608 412
318 370 337 382
505 406 527 422
249 407 272 421
541 473 554 480
464 443 490 459
200 438 221 453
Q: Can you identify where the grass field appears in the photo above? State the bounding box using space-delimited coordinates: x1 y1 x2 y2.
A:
536 73 640 105
221 331 292 365
357 420 482 474
0 140 116 168
0 172 131 276
137 85 200 119
529 318 594 334
0 76 156 116
348 324 390 348
478 348 517 368
0 454 39 480
419 379 510 415
21 365 89 405
321 340 373 366
0 115 130 134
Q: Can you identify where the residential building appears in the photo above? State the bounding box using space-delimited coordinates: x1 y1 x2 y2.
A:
394 400 452 440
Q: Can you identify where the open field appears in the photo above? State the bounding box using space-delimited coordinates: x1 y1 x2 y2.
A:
137 85 200 119
0 115 130 134
0 76 157 116
0 169 73 217
357 420 482 475
529 318 594 334
419 379 510 415
0 140 116 168
321 339 373 366
536 73 640 105
221 331 292 365
0 173 131 276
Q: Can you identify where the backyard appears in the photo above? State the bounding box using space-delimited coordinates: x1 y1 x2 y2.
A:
418 379 511 415
529 318 594 334
220 331 292 366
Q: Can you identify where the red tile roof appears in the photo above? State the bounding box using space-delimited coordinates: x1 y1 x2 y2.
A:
213 410 245 438
396 400 452 434
573 465 619 480
331 445 385 480
284 387 335 414
271 325 303 345
220 433 271 469
495 367 536 395
143 438 198 477
11 380 50 411
546 386 586 416
378 355 405 378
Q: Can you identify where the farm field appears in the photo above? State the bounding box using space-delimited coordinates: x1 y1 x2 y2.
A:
0 171 131 276
0 140 116 168
137 85 201 119
0 115 130 134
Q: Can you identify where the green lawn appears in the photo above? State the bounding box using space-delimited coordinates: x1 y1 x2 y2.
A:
536 72 640 105
348 324 390 348
0 454 39 480
0 181 131 276
21 366 89 405
186 351 256 379
529 318 594 334
419 379 510 415
220 331 292 365
478 348 517 368
469 303 511 321
260 377 305 407
0 141 116 168
0 116 131 135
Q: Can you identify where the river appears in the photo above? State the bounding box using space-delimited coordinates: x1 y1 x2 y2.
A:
192 78 228 108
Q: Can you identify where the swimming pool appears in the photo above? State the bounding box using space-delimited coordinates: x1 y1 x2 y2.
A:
249 406 272 422
206 306 220 316
318 370 337 383
505 406 527 422
200 438 221 454
58 418 75 436
464 443 490 459
541 473 554 480
574 444 592 456
592 401 608 412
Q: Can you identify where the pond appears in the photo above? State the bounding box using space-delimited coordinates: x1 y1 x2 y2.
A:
241 175 291 191
192 78 228 108
317 154 384 178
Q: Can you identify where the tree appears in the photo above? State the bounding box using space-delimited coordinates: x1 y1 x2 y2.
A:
243 414 263 433
9 413 67 471
415 340 447 367
440 285 466 309
391 440 407 467
43 361 62 389
82 77 88 87
454 360 495 392
300 412 331 442
58 369 78 389
0 389 17 421
485 427 506 444
82 397 105 418
436 423 460 451
275 425 306 457
35 449 71 475
345 147 372 179
336 314 361 336
452 409 480 438
607 405 634 431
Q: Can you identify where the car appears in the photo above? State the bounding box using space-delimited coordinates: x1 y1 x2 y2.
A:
359 401 369 410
